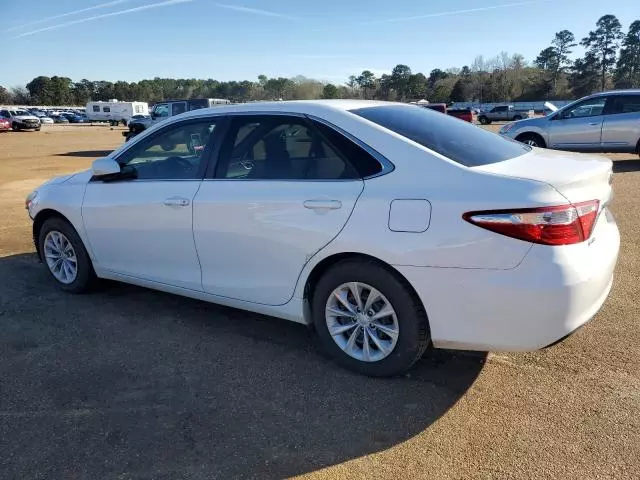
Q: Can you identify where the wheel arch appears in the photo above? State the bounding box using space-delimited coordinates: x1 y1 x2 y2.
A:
32 209 75 260
301 252 428 332
515 131 547 147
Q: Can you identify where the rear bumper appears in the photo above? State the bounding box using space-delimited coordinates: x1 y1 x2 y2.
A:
395 209 620 351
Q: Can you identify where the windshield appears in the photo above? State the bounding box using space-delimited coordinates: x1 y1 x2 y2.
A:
10 110 29 116
351 104 530 167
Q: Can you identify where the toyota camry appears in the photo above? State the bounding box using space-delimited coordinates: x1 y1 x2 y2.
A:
25 100 620 376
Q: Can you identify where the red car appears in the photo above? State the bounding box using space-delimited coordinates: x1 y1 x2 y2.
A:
0 117 11 132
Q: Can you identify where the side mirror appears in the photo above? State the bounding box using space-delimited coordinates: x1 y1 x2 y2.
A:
91 157 121 177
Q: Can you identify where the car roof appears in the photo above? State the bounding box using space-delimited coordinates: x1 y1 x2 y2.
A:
179 99 397 120
591 89 640 97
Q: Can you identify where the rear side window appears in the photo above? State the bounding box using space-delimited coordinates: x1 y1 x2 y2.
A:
92 105 100 112
312 121 383 177
607 95 640 114
103 107 110 112
350 105 529 167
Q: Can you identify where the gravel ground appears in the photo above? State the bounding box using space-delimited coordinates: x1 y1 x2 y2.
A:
0 126 639 479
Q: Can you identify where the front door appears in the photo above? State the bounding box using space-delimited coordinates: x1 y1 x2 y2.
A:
193 114 364 305
549 96 607 151
82 117 220 290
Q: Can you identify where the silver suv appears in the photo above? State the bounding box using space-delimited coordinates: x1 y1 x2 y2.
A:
499 90 640 155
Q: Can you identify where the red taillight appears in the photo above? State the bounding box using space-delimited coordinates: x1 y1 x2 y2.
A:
463 200 600 246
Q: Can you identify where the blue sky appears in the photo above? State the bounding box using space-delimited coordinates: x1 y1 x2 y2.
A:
1 0 638 87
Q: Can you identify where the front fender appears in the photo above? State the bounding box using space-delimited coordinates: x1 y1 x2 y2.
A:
30 171 95 261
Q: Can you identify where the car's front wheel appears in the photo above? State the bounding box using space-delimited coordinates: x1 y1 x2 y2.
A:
478 116 489 125
516 133 546 148
312 259 430 377
38 217 96 293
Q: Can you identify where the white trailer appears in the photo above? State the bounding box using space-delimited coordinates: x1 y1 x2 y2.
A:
86 100 149 125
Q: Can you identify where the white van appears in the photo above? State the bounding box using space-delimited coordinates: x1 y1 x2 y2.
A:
86 100 149 125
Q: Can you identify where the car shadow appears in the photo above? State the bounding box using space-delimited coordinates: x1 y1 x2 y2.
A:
613 158 640 173
0 253 485 480
56 150 114 158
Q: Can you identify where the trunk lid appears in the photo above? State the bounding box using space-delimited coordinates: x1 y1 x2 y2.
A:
472 148 613 206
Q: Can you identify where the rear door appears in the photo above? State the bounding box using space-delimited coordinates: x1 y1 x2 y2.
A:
193 114 365 305
549 96 607 151
600 95 640 152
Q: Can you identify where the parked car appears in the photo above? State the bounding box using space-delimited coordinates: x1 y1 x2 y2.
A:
39 117 54 124
477 105 529 124
62 113 85 123
0 108 41 131
0 117 10 132
447 108 474 123
500 90 640 153
49 115 69 124
124 98 230 140
26 100 619 377
421 103 447 113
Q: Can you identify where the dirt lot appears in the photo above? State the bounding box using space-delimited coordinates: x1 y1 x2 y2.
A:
1 125 639 479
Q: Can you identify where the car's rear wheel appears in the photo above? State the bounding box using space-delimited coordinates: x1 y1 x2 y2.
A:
516 133 546 148
312 259 430 377
513 115 522 121
38 217 96 293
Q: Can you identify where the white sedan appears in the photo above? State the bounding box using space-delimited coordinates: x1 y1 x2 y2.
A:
26 100 620 376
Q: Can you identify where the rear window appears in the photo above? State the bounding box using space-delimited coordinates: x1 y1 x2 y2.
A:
350 104 529 167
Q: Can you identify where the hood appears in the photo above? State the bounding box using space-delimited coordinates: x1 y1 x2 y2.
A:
13 114 40 121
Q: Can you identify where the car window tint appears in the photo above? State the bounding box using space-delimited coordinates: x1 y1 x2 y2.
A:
608 95 640 114
118 120 216 180
311 120 383 177
217 116 359 180
172 102 187 116
351 104 529 167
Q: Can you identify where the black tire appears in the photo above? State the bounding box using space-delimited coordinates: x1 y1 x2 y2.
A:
312 259 430 377
35 127 41 131
478 116 489 125
513 115 522 121
38 217 96 294
516 133 546 148
12 123 20 131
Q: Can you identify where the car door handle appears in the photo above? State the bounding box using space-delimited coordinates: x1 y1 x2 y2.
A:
163 196 190 207
303 199 342 210
588 122 599 126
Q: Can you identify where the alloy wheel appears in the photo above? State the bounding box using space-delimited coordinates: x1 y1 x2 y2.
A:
43 230 78 284
325 282 399 362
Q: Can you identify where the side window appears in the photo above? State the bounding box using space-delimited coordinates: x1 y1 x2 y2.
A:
117 120 217 180
103 106 111 113
311 121 383 177
562 97 606 118
92 105 100 112
606 95 640 115
135 105 143 113
171 102 187 116
217 116 359 180
0 110 9 118
153 104 170 118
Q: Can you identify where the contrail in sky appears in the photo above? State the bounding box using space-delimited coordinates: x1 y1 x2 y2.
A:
364 0 552 24
213 3 298 20
14 0 192 38
8 0 131 31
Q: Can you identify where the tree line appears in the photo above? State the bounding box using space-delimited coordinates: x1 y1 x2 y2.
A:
1 14 638 107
